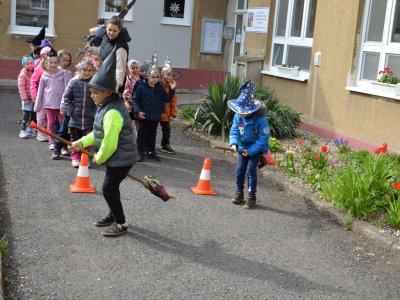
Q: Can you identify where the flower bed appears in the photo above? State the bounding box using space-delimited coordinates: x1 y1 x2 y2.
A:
269 129 400 236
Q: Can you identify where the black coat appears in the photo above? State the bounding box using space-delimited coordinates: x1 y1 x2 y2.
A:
132 80 175 121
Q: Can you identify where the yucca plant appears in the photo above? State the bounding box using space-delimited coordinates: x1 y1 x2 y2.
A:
192 76 241 141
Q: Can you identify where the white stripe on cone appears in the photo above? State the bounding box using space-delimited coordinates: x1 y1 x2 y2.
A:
77 166 89 177
199 169 210 180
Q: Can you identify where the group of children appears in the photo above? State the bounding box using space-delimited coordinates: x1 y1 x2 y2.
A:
18 27 179 168
16 24 269 237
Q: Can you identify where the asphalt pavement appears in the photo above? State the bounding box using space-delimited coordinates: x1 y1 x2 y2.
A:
1 90 400 299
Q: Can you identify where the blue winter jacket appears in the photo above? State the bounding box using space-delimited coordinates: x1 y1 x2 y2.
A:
229 111 270 156
132 80 175 121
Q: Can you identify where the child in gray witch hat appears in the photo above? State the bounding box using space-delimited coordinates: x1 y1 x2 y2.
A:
70 47 137 237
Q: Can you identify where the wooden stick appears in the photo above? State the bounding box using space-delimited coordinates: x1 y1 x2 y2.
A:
30 121 145 185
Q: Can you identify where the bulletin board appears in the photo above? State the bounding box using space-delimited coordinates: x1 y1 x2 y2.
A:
200 19 224 54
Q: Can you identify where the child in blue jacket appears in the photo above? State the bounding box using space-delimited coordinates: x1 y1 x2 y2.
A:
133 59 176 162
228 80 270 209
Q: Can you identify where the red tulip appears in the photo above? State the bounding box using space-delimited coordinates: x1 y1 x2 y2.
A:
314 154 320 161
297 138 303 145
321 145 328 153
392 182 400 190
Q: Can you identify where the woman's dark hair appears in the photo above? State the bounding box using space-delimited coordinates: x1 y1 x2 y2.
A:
106 15 123 30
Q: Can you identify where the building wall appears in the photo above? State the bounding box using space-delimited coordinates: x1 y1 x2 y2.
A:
0 0 97 63
244 0 270 57
189 0 228 70
126 0 192 67
262 0 400 151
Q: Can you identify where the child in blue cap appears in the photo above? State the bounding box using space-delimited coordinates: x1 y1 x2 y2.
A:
228 80 270 209
17 55 36 138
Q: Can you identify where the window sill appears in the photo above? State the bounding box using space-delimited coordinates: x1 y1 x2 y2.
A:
346 86 400 100
10 30 55 37
261 69 309 82
160 20 191 27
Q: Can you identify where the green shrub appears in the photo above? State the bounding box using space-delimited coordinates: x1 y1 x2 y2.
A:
268 137 283 153
256 86 301 139
192 76 241 140
0 236 9 258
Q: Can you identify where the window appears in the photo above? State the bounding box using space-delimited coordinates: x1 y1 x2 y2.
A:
99 0 133 22
10 0 54 36
358 0 400 84
270 0 316 72
233 0 248 58
160 0 193 26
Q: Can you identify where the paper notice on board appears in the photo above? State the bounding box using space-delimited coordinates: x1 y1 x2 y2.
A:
202 21 222 53
246 7 269 33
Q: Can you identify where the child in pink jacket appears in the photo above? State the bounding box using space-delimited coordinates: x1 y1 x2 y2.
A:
31 46 51 142
17 55 35 139
34 49 71 150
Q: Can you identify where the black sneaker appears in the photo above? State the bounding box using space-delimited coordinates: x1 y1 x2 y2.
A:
94 214 114 227
231 190 244 204
52 149 61 160
161 144 175 155
101 223 128 237
137 153 145 162
148 153 161 161
244 195 257 209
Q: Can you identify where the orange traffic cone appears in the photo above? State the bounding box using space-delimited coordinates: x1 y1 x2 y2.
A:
70 153 95 193
191 157 217 195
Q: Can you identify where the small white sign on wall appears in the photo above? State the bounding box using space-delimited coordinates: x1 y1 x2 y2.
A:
246 7 269 33
200 19 224 54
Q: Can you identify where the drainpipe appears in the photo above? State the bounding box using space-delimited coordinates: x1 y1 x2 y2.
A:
310 52 321 122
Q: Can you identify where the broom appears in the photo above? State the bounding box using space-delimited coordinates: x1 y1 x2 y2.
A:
212 145 276 168
30 121 176 201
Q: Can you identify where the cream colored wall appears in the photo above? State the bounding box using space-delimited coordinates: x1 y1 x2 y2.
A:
262 0 400 151
244 0 270 57
0 0 97 63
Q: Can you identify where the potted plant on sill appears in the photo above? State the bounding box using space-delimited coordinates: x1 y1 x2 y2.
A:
277 64 300 77
371 67 400 95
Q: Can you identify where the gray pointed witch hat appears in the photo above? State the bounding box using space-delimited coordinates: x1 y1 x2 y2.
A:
88 47 117 93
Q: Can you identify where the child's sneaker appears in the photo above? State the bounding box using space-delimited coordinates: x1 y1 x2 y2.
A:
161 144 175 155
19 130 29 139
36 133 48 142
52 149 61 160
94 214 114 227
48 142 54 150
137 153 145 162
101 223 128 237
148 153 161 161
26 128 37 137
71 159 80 168
61 147 70 156
231 190 244 204
244 195 256 209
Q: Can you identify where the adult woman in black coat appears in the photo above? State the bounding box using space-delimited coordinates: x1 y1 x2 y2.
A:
89 16 131 93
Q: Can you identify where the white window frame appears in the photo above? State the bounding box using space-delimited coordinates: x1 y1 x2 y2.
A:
356 0 400 88
99 0 134 22
268 0 315 78
160 0 193 26
10 0 54 36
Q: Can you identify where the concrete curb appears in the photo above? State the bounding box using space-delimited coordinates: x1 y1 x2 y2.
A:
177 121 400 254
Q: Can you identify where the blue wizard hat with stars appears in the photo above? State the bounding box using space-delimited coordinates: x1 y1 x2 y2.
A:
228 80 261 114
